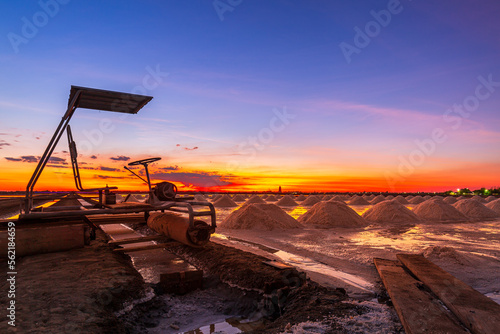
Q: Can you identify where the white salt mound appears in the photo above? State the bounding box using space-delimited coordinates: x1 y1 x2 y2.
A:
329 195 345 203
244 195 266 205
363 200 421 224
370 195 386 204
266 195 278 201
296 194 307 201
471 195 487 203
221 203 301 230
211 194 222 201
301 195 321 206
385 195 394 200
443 196 457 204
453 199 499 220
409 196 425 204
194 194 206 201
485 196 497 203
213 195 238 208
276 195 298 207
349 195 370 205
232 194 246 202
413 198 468 223
298 201 367 228
486 199 500 214
322 195 332 201
393 195 409 204
423 195 432 200
406 195 414 200
261 194 268 199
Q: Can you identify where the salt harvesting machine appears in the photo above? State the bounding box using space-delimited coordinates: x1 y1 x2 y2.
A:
16 86 216 248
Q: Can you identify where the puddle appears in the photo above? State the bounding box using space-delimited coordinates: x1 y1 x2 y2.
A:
183 317 264 334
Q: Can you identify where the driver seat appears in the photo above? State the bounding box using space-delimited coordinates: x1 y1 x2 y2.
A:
67 125 117 205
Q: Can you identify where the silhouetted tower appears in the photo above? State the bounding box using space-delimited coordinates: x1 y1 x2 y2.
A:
279 186 282 193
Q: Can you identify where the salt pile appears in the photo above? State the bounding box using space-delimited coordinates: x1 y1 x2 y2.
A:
221 203 302 230
211 194 222 201
413 198 467 223
423 195 432 200
276 195 298 207
453 199 499 220
443 196 457 204
362 200 421 224
212 195 238 208
349 195 370 205
471 195 486 203
406 195 414 200
124 194 142 202
370 195 386 204
232 194 246 202
486 199 500 214
301 195 321 206
261 194 268 199
266 195 278 201
295 194 307 201
385 195 394 200
298 201 367 228
329 195 345 203
393 195 409 204
194 194 206 201
244 195 266 205
409 196 425 204
322 195 332 201
485 196 497 202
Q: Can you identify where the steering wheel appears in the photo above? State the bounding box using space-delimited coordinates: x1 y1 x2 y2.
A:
128 157 162 166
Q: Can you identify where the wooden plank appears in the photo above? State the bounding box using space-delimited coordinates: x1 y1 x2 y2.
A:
108 235 166 245
374 258 468 334
397 253 500 334
113 242 174 253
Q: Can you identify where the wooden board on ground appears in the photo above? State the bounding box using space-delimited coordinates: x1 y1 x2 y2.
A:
374 258 468 334
397 253 500 334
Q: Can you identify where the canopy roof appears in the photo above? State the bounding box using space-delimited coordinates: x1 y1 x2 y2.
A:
69 85 153 114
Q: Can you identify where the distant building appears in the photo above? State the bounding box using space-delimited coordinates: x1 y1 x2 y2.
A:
278 186 282 194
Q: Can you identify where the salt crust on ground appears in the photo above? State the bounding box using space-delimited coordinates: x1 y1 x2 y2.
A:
349 195 370 205
298 201 367 228
221 203 302 230
362 200 421 224
413 198 468 223
422 246 500 295
453 199 499 219
276 195 299 207
301 195 321 206
486 199 500 214
212 195 238 207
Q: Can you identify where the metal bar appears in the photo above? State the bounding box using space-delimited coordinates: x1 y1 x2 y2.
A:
124 166 149 184
107 235 166 245
24 90 82 213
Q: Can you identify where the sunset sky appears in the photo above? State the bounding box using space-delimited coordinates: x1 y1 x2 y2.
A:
1 1 499 193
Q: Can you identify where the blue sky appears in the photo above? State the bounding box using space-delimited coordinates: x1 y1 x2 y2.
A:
1 0 499 192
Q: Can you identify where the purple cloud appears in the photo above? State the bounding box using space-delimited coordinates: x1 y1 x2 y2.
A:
110 155 130 161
